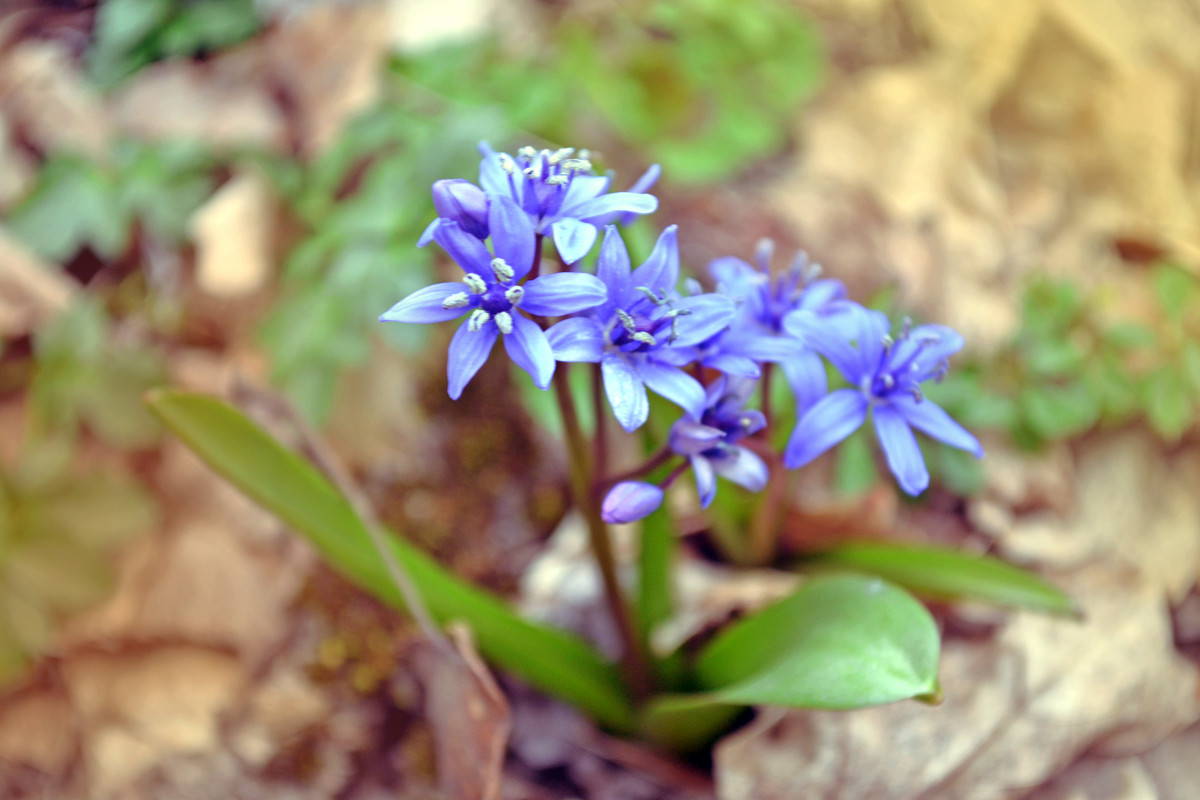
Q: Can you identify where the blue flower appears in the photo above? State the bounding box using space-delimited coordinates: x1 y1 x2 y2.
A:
381 194 607 398
782 305 984 495
472 144 660 264
668 376 769 508
708 240 855 410
545 225 735 432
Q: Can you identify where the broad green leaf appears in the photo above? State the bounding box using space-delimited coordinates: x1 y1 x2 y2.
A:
1153 263 1198 322
692 574 940 709
145 389 634 730
806 542 1077 616
1026 338 1086 377
932 444 985 496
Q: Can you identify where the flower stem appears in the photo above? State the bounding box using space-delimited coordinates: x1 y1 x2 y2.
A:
598 447 674 494
551 366 654 700
592 362 608 480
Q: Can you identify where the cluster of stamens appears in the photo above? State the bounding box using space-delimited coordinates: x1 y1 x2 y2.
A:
610 288 692 351
495 146 594 221
441 257 524 335
865 318 949 403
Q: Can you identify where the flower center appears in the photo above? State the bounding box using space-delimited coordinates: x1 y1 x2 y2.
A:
498 146 594 223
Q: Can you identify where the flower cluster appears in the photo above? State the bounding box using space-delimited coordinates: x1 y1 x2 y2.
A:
383 143 982 518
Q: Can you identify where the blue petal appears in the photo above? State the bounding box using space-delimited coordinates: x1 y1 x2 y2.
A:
446 317 499 399
551 218 599 264
780 350 828 414
433 220 492 275
638 361 706 418
725 331 802 362
854 306 891 378
478 144 517 200
891 324 965 377
629 226 679 300
379 282 470 324
797 279 846 311
669 420 726 456
417 218 441 247
521 272 608 316
703 353 761 378
576 191 659 223
545 317 604 363
503 314 555 390
873 404 929 495
668 294 736 348
627 163 661 195
602 352 650 432
692 456 717 508
596 226 633 310
784 309 863 382
711 446 769 493
709 256 759 289
783 388 868 469
892 394 984 457
558 175 610 214
601 481 664 524
488 194 536 279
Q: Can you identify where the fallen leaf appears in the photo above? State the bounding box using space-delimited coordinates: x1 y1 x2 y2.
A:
189 168 276 298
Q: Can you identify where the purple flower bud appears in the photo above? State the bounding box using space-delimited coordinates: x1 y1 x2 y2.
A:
432 179 489 239
601 481 664 524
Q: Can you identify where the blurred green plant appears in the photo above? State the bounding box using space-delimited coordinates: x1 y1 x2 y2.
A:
6 140 217 263
923 263 1200 461
256 98 512 424
88 0 262 89
396 0 821 184
30 298 166 449
0 434 158 682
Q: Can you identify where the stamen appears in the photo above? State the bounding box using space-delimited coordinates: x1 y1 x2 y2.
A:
463 274 487 294
632 331 657 346
577 149 591 161
497 154 516 174
616 309 638 334
517 146 537 160
910 386 925 403
523 163 543 180
490 258 514 281
880 334 895 351
545 174 568 186
881 373 895 390
898 316 913 340
441 291 470 309
635 286 668 306
664 307 692 343
468 309 491 332
494 311 514 335
504 285 524 305
755 238 775 273
547 147 574 165
561 158 592 173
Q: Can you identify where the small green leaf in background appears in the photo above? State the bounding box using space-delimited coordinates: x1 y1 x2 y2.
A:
694 574 940 709
1143 366 1195 441
145 389 635 731
1182 341 1200 398
5 157 129 262
1153 263 1199 322
835 427 878 497
1020 382 1100 440
1104 321 1157 350
805 542 1077 617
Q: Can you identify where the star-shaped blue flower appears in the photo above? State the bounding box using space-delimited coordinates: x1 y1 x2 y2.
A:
381 194 607 398
545 225 735 431
782 304 983 495
668 376 769 508
421 144 660 265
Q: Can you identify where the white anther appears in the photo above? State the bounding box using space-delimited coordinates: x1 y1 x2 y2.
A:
494 311 514 335
616 309 638 334
880 334 895 350
463 273 487 294
498 154 516 174
517 146 537 159
881 374 895 389
546 174 568 186
632 331 657 346
505 285 524 304
468 309 491 332
577 149 591 161
524 163 543 180
442 291 470 309
755 238 775 270
491 258 514 281
547 147 575 165
561 158 592 173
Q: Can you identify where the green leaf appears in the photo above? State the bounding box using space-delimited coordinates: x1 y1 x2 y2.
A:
691 574 940 709
1144 367 1195 441
1153 263 1198 322
6 157 129 261
1182 341 1200 398
1025 338 1086 377
1020 383 1100 440
834 427 878 497
145 389 634 730
1104 322 1157 350
805 542 1077 616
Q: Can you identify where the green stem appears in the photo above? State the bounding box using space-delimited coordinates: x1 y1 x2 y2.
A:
552 366 655 699
592 361 608 480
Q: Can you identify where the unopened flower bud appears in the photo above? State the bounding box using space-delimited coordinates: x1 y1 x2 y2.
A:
601 482 664 524
432 179 489 239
